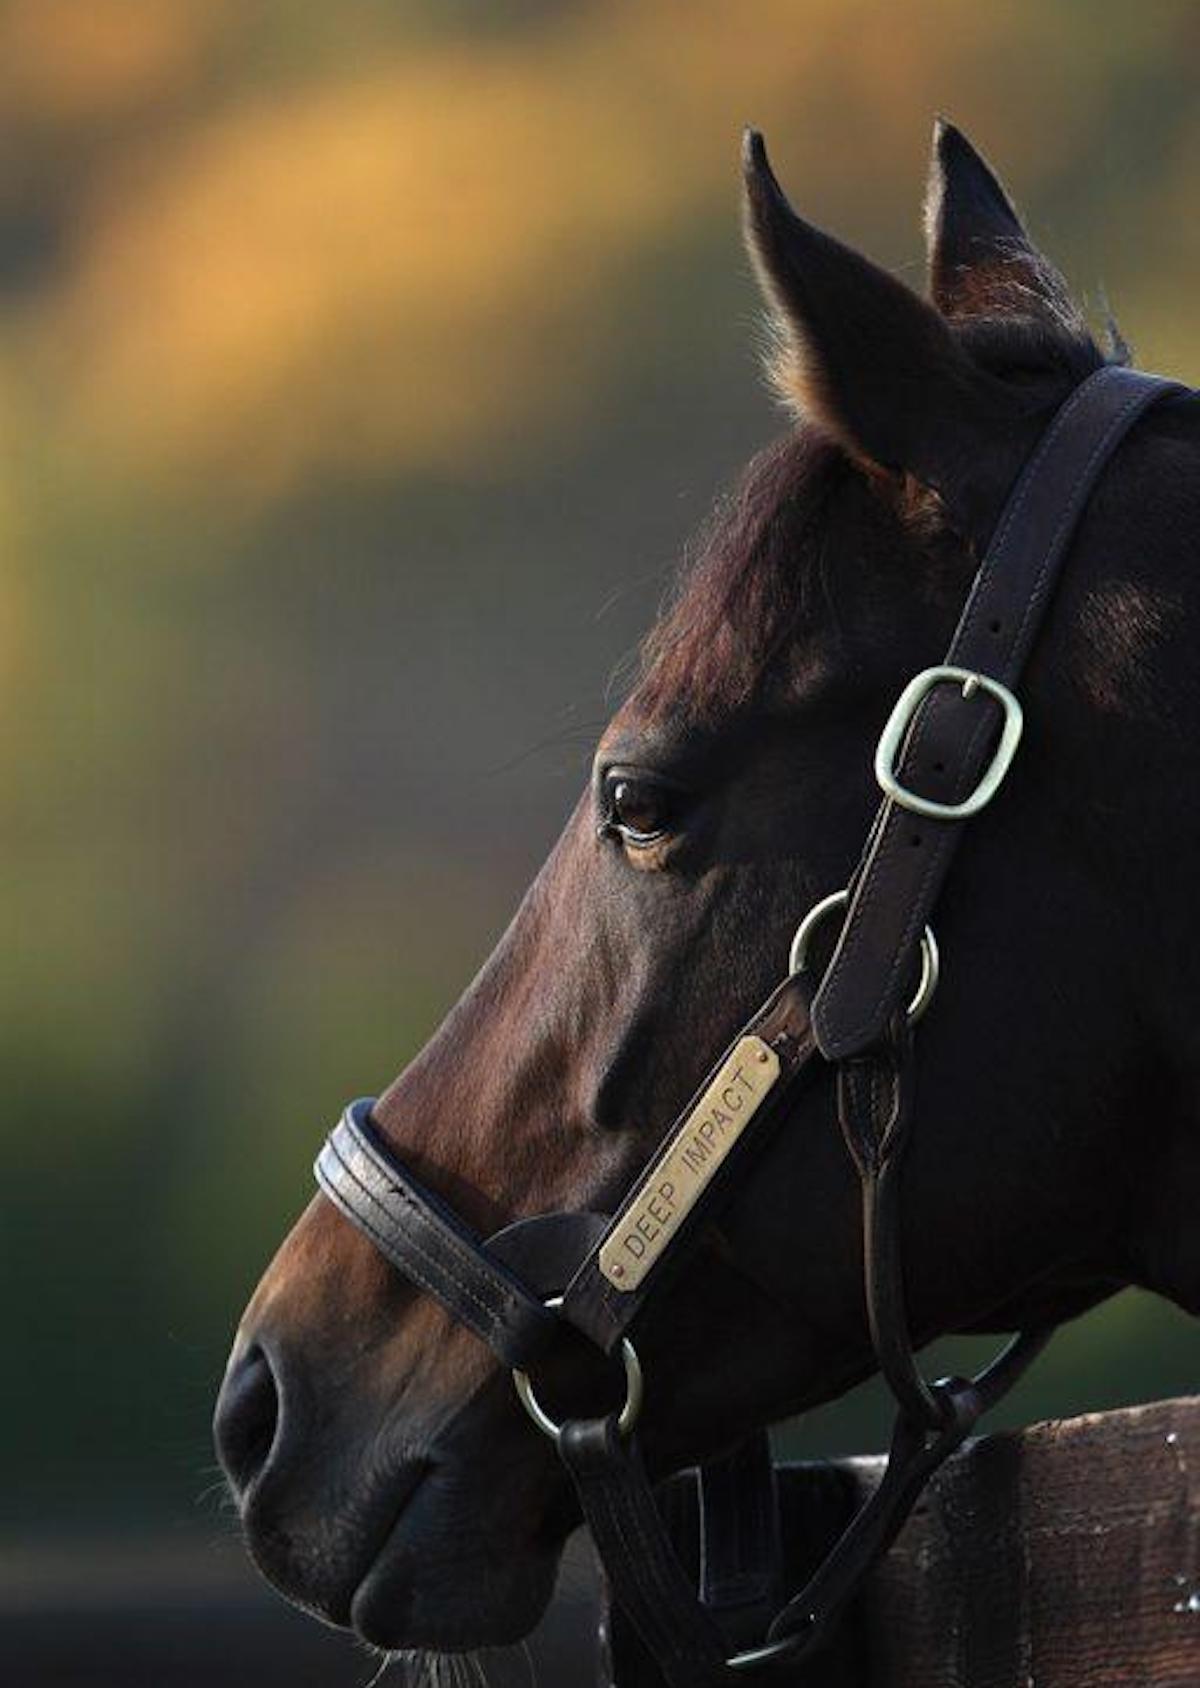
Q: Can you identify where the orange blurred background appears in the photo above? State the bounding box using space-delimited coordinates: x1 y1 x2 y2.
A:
6 2 1200 1678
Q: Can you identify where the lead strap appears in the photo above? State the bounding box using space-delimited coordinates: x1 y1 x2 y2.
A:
566 1325 1052 1684
557 1416 731 1688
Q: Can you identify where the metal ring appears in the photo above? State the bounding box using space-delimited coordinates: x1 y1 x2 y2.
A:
511 1297 644 1443
788 888 940 1025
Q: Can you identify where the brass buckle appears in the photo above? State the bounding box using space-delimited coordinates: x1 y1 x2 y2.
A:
874 665 1023 821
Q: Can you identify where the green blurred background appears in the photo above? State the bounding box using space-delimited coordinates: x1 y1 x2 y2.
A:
6 0 1200 1631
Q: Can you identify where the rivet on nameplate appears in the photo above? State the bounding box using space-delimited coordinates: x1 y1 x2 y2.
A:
598 1035 782 1292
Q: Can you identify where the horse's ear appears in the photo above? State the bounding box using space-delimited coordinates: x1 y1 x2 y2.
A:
742 128 1006 520
924 119 1079 329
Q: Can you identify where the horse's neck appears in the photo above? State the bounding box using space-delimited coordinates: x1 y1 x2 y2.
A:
1097 440 1200 1313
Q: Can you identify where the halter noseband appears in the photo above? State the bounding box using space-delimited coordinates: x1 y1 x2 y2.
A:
315 366 1184 1684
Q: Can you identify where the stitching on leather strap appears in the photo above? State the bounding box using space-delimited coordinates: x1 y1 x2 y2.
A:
334 1110 544 1320
319 1132 535 1341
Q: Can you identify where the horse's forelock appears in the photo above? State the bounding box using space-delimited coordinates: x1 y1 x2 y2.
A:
630 431 846 725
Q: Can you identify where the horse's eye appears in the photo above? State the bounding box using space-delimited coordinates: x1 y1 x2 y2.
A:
602 773 676 846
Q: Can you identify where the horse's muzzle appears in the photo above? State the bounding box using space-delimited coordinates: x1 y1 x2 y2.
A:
214 1325 565 1647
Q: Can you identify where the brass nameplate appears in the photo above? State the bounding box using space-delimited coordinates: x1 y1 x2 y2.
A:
598 1035 781 1292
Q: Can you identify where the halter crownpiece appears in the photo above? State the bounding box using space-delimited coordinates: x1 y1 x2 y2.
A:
314 364 1185 1683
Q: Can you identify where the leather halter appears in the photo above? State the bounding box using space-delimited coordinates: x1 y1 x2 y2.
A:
315 365 1184 1682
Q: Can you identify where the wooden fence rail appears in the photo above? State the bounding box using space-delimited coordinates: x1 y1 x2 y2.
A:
607 1396 1200 1687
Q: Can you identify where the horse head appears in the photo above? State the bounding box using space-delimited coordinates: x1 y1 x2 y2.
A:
215 122 1200 1655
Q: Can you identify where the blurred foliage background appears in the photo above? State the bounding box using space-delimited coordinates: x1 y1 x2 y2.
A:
7 0 1200 1562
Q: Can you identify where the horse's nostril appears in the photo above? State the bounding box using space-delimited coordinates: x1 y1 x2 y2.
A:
214 1343 281 1500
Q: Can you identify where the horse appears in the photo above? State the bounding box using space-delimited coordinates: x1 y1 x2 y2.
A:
214 118 1200 1674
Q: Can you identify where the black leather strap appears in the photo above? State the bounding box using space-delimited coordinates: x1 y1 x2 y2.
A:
564 1337 1051 1683
557 1415 731 1688
755 1330 1049 1662
698 1434 782 1617
314 968 822 1371
759 1387 978 1658
561 973 821 1353
314 1100 558 1369
812 367 1185 1060
835 1016 949 1429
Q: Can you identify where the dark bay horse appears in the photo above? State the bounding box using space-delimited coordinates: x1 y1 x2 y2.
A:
215 121 1200 1659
